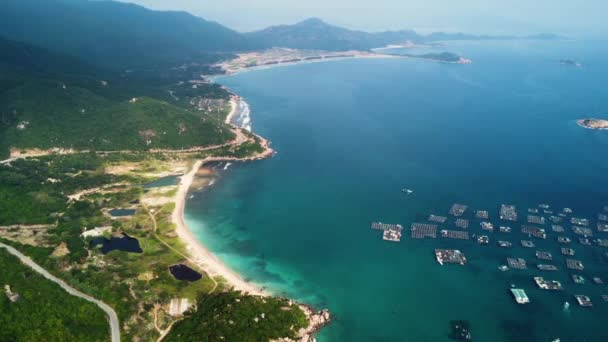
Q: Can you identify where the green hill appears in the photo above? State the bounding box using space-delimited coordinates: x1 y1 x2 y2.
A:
0 0 252 70
0 37 234 158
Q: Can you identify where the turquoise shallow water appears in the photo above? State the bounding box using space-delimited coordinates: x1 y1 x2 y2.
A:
186 40 608 341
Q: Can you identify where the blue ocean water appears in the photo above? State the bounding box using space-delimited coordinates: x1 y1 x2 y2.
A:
186 40 608 341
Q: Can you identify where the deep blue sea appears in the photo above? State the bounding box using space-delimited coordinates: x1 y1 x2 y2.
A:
186 40 608 341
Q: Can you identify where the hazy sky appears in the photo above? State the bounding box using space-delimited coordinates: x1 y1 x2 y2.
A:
119 0 606 36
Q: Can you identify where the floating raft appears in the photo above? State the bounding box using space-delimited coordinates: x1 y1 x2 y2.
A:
475 210 489 219
411 223 437 239
510 288 530 304
455 219 469 229
521 240 535 248
441 230 470 240
566 259 584 270
480 222 494 231
551 225 565 233
536 251 553 260
507 257 527 269
558 236 571 244
527 215 545 225
593 277 604 285
549 215 562 223
575 295 592 307
595 239 608 247
598 222 608 232
521 225 546 239
435 249 467 265
499 226 512 233
498 240 512 248
599 213 608 222
572 226 593 236
572 274 585 284
571 217 589 226
500 204 518 221
537 264 558 271
579 238 591 245
371 222 403 231
428 214 447 223
561 247 575 256
449 204 468 217
535 276 562 290
383 228 402 242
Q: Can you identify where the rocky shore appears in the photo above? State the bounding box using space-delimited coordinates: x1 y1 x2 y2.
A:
577 118 608 130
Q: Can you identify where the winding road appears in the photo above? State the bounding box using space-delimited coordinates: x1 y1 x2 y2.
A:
0 242 120 342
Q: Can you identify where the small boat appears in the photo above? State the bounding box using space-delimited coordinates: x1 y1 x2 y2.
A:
498 265 509 271
402 188 414 195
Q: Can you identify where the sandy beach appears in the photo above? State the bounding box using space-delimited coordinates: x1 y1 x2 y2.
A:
172 159 267 296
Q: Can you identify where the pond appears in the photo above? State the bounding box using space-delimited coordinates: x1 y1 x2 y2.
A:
108 208 137 217
169 264 202 281
143 175 181 189
90 233 143 254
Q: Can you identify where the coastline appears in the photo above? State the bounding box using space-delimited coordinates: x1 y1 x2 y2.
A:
171 97 331 339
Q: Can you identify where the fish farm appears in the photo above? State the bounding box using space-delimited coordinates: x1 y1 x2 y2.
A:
370 202 608 308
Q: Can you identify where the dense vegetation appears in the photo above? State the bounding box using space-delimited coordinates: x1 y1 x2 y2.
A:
0 249 109 342
166 291 309 342
0 37 234 158
0 0 251 71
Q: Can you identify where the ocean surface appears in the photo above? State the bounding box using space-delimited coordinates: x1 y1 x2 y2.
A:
185 40 608 341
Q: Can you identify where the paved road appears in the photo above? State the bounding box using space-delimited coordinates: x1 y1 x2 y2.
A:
0 242 120 342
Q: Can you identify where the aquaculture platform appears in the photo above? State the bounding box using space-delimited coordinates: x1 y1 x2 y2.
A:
500 205 518 221
536 251 553 260
566 259 584 270
449 204 468 217
507 258 527 269
575 295 592 307
411 223 437 239
455 219 469 229
534 277 563 290
435 249 467 265
521 225 546 239
510 288 530 304
537 264 558 271
428 214 447 223
440 230 470 240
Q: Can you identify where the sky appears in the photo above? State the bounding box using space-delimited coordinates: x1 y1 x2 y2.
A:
118 0 607 37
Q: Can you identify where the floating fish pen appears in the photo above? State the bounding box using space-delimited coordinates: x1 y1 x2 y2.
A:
561 247 575 256
521 226 546 239
599 213 608 221
428 214 447 223
543 210 553 215
475 210 489 219
551 225 565 232
371 222 403 231
537 264 558 271
455 219 469 229
572 226 593 236
440 230 470 240
557 236 571 244
435 249 467 265
383 228 403 242
595 239 608 247
510 288 530 304
535 277 563 290
597 222 608 232
575 295 592 307
521 240 535 248
558 213 567 218
500 205 518 221
449 204 468 217
539 204 550 209
499 226 512 233
566 259 584 270
528 208 539 214
579 238 591 245
571 217 589 226
480 222 494 231
549 216 562 223
572 274 585 284
593 277 604 284
411 223 438 239
507 257 527 269
477 235 489 244
527 215 545 225
536 251 553 260
498 240 512 248
563 208 573 214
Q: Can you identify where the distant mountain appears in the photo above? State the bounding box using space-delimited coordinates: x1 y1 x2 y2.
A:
245 18 560 51
246 18 421 51
0 0 252 70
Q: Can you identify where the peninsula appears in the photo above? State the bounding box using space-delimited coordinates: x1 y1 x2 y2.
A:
577 118 608 130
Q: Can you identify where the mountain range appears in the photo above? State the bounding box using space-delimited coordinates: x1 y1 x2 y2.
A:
0 0 559 71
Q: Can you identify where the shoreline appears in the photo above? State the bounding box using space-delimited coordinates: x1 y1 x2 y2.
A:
212 52 400 78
